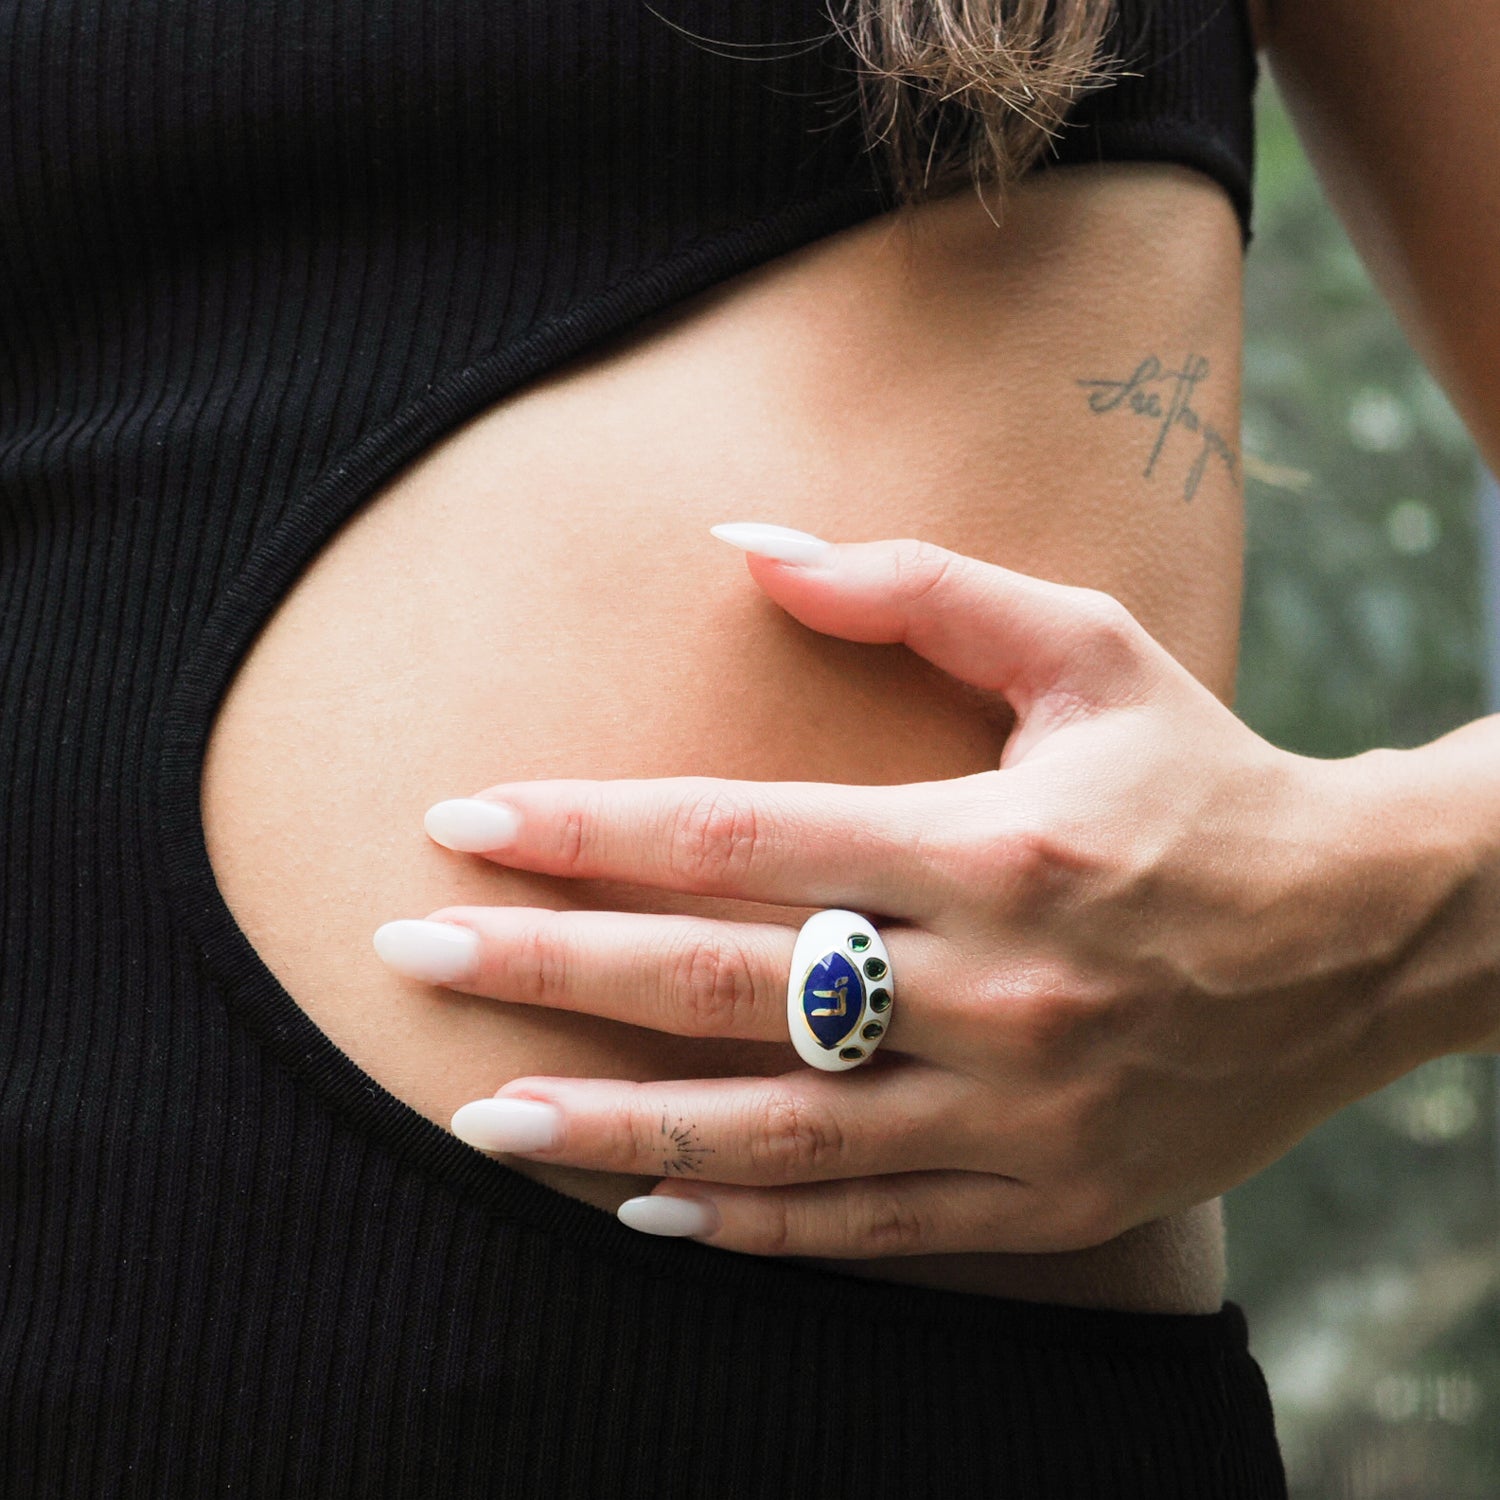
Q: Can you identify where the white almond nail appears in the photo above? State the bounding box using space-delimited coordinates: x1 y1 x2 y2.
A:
709 522 833 566
424 797 521 852
450 1098 563 1153
617 1194 721 1238
372 919 480 983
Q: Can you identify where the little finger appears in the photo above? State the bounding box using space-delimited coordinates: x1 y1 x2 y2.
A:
615 1170 1068 1257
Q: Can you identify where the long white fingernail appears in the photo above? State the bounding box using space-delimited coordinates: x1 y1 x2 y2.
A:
372 919 480 983
424 797 521 852
617 1194 721 1237
710 522 833 566
451 1098 563 1153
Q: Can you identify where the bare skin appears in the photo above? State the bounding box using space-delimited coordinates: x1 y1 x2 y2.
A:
202 161 1245 1314
1262 0 1500 473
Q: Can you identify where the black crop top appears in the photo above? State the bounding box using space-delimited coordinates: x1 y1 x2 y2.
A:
0 5 1275 1497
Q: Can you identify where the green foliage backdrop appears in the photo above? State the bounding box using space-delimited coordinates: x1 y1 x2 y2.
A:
1226 74 1499 1500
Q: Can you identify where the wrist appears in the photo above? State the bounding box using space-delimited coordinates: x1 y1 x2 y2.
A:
1344 717 1500 1063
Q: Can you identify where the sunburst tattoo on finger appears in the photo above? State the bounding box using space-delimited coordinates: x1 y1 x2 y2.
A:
661 1114 714 1176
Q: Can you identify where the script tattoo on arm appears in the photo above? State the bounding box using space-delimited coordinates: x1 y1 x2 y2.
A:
660 1114 714 1176
1076 353 1239 503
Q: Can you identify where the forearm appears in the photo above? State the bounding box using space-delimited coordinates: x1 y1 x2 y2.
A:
1354 715 1500 1064
1266 1 1500 486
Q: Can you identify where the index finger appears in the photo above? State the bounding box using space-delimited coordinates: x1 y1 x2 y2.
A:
422 774 968 919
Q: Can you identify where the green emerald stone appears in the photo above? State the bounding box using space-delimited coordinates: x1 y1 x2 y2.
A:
861 1021 884 1040
870 988 891 1013
848 932 870 952
838 1046 864 1061
863 957 887 981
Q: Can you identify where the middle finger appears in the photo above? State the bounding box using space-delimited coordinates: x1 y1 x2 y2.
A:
373 905 952 1059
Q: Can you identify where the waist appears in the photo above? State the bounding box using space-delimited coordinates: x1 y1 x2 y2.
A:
200 163 1245 1312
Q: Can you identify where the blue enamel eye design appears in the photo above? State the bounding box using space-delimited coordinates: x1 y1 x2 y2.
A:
786 909 892 1073
799 949 865 1050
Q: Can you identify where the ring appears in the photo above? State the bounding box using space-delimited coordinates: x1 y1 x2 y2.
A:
787 908 893 1072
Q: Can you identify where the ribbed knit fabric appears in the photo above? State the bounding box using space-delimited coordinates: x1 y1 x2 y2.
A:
0 1 1277 1495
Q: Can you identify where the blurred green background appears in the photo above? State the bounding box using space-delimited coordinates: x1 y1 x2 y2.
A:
1226 70 1500 1499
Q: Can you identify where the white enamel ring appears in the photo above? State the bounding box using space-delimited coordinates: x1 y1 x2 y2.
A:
786 908 893 1072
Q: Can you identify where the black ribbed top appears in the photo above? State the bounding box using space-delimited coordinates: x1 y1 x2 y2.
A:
0 3 1278 1495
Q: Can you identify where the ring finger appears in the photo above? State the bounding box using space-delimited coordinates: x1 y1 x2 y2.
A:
453 1059 994 1186
373 905 954 1059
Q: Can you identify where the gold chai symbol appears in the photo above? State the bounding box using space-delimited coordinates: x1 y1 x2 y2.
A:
810 974 848 1017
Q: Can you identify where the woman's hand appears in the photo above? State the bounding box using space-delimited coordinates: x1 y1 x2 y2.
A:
374 525 1484 1256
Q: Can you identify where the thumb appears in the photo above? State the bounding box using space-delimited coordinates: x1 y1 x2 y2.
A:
710 524 1160 725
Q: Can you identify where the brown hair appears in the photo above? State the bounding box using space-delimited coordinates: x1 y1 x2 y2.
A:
827 0 1126 211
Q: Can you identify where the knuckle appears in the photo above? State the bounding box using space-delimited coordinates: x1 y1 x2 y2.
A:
1014 988 1086 1054
988 969 1115 1064
1071 586 1137 641
890 538 960 610
747 1089 846 1182
738 1198 796 1258
557 801 590 873
668 930 757 1038
667 783 763 889
852 1188 927 1256
513 913 570 1005
992 822 1067 889
1066 588 1147 675
613 1088 664 1171
963 821 1079 915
